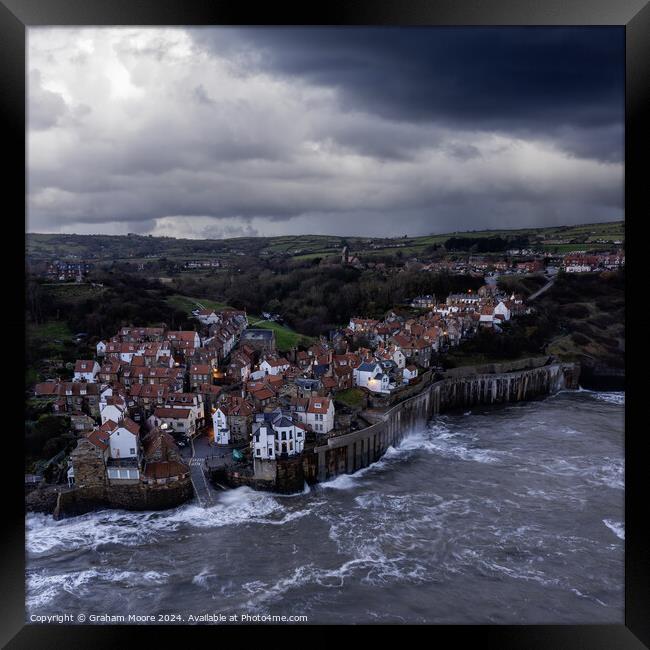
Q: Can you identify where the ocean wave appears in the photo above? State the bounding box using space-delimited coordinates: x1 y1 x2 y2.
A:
27 568 169 610
241 552 428 612
570 388 625 405
319 454 392 491
27 488 289 554
603 519 625 540
523 456 624 490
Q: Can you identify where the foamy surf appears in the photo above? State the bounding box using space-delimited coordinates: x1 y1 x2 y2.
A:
27 568 169 609
27 488 291 555
603 519 625 540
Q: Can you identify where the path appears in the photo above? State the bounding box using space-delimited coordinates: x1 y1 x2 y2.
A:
527 275 556 301
185 434 220 507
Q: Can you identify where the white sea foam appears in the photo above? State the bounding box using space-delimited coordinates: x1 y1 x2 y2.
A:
591 392 625 405
192 568 215 588
27 568 169 609
603 519 625 540
571 588 609 607
526 456 624 490
570 388 625 405
26 487 288 554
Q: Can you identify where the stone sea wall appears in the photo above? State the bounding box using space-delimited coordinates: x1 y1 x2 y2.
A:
29 477 195 519
311 360 580 484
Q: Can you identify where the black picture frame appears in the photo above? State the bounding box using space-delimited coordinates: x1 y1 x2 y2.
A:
3 0 646 646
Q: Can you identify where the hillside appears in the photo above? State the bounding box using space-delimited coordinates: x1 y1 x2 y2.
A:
26 221 624 264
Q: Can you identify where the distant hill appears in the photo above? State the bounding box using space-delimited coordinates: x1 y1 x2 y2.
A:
26 221 624 263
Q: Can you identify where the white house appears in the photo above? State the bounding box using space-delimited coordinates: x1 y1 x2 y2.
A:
251 415 306 460
100 399 126 425
195 308 220 325
304 397 335 434
212 406 230 445
260 356 290 376
73 360 101 383
493 301 511 321
251 422 276 460
100 418 140 460
96 340 107 357
118 344 137 364
354 362 394 393
403 365 418 384
354 362 383 388
391 347 406 369
479 306 495 327
94 417 142 481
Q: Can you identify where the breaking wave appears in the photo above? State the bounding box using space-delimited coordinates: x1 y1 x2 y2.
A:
27 568 169 609
26 488 304 555
603 519 625 540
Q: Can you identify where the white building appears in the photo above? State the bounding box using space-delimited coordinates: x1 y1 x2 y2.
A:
195 309 219 325
392 348 406 369
251 414 306 460
493 301 511 321
304 397 335 434
96 340 107 357
95 417 142 482
354 362 394 393
260 357 290 376
212 406 230 445
100 399 126 425
73 360 100 383
403 365 418 384
251 422 276 460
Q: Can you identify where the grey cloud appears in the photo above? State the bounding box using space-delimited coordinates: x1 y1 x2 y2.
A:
28 69 68 130
27 27 624 238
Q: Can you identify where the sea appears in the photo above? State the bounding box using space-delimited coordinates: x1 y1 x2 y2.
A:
26 389 624 624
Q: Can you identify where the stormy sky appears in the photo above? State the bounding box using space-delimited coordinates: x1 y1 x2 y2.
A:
27 27 624 239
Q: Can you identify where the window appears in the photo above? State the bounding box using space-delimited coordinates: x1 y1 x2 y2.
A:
130 448 136 455
256 449 261 456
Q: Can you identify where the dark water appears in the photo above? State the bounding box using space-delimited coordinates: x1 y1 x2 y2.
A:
26 389 624 624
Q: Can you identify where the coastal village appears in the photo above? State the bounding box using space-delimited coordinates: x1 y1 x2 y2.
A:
29 272 529 508
25 239 623 514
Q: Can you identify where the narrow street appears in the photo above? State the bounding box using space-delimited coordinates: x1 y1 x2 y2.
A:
181 433 225 506
181 432 240 506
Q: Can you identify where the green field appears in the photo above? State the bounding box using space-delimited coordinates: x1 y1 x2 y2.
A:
27 221 624 265
166 294 233 314
28 321 73 357
167 294 316 351
248 319 316 352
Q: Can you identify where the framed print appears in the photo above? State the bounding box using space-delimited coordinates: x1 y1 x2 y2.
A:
2 0 647 647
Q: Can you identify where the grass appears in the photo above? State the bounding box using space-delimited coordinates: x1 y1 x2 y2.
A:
166 294 233 313
167 293 316 352
42 282 107 305
27 321 73 355
334 388 366 408
249 319 316 352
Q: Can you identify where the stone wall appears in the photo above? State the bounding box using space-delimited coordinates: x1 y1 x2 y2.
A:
47 476 194 519
275 455 305 494
314 360 579 483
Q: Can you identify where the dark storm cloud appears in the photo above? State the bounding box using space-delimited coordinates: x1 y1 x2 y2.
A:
192 27 624 162
28 28 624 238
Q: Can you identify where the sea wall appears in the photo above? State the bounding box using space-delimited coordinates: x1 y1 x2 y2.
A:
44 477 194 519
312 361 580 483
